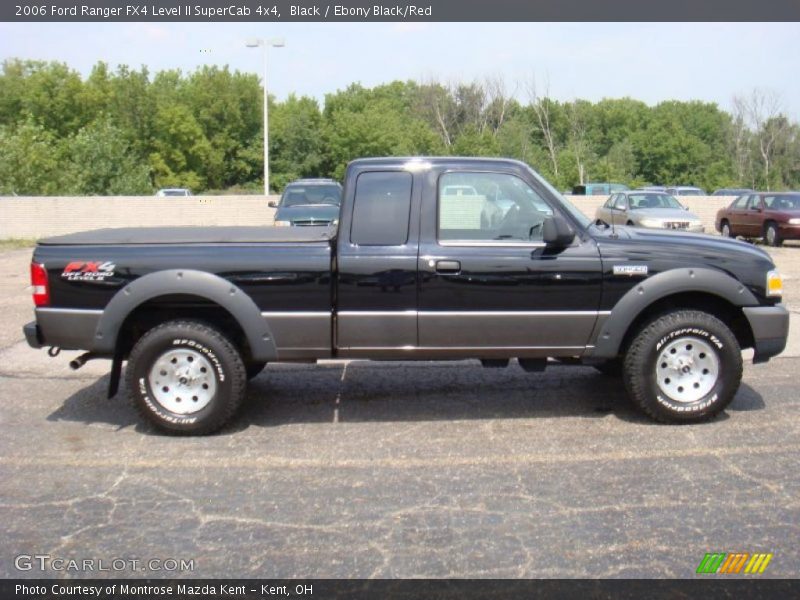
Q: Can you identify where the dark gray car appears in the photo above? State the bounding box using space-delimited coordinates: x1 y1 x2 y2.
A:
270 179 342 227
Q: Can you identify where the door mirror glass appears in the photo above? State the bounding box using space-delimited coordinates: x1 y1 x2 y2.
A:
542 215 575 247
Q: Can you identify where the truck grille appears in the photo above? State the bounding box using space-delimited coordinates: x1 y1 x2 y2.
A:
664 222 690 230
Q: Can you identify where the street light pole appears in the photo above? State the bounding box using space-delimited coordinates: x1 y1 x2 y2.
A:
246 37 284 196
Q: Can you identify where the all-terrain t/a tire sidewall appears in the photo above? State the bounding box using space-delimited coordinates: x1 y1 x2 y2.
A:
624 312 742 423
127 321 246 435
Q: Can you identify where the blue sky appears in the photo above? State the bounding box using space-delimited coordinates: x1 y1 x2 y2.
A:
1 22 799 117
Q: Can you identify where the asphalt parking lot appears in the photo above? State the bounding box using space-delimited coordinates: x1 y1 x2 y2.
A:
1 244 799 579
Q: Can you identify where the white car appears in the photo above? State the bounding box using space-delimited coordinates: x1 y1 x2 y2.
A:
156 188 192 197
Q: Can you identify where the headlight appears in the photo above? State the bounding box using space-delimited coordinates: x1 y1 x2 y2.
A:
639 218 664 228
767 270 783 297
788 218 800 225
273 220 291 227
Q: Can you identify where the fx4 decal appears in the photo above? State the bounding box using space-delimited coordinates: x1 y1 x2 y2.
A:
62 261 116 282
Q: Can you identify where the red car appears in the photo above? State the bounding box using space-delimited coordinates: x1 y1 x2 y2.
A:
715 192 800 246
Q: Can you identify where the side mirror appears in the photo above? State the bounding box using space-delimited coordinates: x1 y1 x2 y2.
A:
268 201 277 208
542 215 576 247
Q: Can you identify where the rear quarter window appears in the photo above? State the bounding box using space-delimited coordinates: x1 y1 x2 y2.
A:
350 171 413 246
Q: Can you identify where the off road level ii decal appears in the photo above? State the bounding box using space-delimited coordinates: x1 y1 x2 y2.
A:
61 261 116 282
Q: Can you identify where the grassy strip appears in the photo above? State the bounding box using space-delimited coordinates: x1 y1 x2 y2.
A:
0 238 37 249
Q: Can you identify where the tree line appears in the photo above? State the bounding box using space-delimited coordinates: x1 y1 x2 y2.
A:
1 58 798 195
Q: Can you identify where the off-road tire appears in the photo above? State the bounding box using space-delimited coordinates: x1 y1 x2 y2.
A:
623 310 742 423
126 320 246 435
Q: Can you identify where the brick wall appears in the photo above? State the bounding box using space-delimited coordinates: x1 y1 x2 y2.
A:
0 194 734 239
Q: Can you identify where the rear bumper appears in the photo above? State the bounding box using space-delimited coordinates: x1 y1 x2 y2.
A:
743 304 790 363
23 308 103 351
24 321 43 349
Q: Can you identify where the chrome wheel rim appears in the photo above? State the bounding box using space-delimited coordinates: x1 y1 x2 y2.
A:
148 348 217 414
766 227 776 245
722 224 730 237
656 337 720 403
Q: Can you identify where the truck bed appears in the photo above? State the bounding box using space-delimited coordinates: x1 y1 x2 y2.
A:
38 226 334 246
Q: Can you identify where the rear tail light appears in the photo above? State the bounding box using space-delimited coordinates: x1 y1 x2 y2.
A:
30 262 50 306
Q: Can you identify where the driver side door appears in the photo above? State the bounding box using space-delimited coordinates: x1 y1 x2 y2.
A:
417 167 603 355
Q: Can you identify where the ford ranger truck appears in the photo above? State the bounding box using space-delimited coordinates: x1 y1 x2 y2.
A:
23 158 789 434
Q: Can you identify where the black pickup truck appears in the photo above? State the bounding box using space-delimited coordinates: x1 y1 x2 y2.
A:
24 157 789 434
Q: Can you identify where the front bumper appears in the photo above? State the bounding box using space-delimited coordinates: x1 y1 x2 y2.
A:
743 304 790 363
778 223 800 240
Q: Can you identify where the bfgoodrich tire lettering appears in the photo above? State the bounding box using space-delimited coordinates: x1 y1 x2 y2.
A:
623 310 742 423
126 320 246 435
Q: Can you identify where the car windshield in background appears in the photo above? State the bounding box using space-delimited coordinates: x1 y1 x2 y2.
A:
282 185 342 207
628 194 683 209
765 194 800 209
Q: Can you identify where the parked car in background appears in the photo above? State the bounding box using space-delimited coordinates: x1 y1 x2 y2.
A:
716 192 800 246
639 185 667 193
712 188 754 196
270 178 343 227
596 190 704 232
667 186 707 197
156 188 192 197
571 182 629 195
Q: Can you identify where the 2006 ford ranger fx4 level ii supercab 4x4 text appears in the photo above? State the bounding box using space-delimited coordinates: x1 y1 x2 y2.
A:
24 158 789 434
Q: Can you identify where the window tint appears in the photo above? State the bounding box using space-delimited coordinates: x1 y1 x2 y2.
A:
438 172 553 243
350 171 412 246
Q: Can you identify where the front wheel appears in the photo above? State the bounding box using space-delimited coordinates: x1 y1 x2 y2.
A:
126 320 247 435
623 310 742 423
721 221 733 238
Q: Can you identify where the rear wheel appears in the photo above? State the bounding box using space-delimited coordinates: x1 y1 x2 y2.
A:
126 320 246 435
720 220 733 238
765 222 783 247
623 310 742 423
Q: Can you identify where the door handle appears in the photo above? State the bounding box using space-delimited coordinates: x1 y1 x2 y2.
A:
435 260 461 273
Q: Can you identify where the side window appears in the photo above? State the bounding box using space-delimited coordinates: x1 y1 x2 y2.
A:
604 195 616 208
438 172 553 243
746 195 761 210
763 196 777 208
732 195 748 209
614 195 627 210
350 171 412 246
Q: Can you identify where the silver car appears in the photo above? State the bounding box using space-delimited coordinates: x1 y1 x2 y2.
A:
595 191 705 232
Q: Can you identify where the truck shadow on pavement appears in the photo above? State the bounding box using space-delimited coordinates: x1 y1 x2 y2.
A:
47 361 766 435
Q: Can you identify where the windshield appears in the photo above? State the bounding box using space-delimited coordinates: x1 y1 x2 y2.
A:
524 166 591 228
281 184 341 207
628 193 683 209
